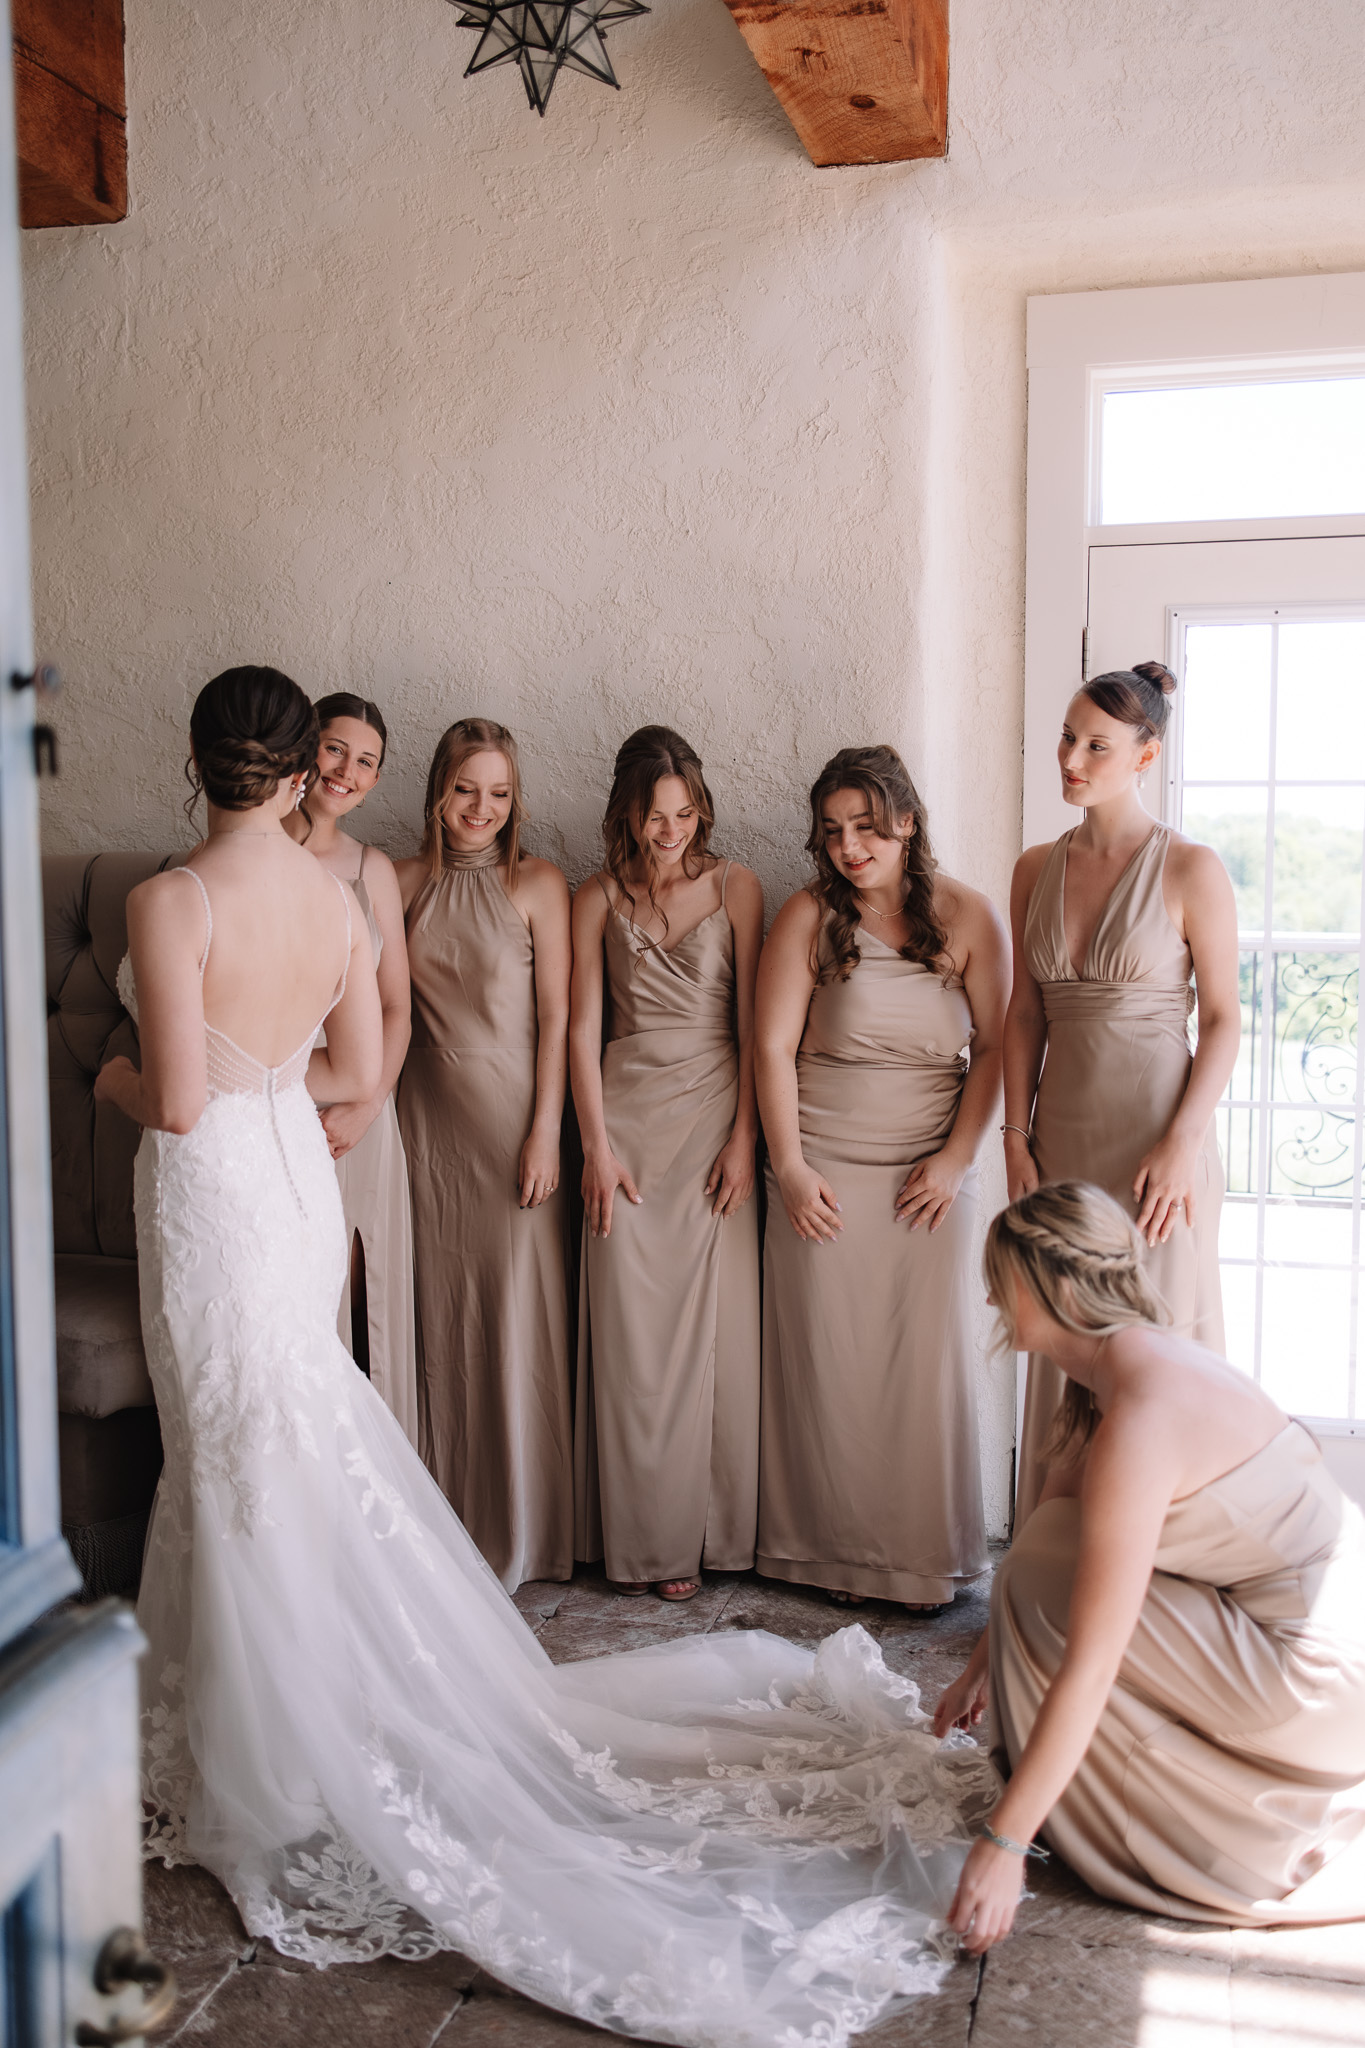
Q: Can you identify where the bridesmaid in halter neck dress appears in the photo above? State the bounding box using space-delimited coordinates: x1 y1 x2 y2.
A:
570 728 763 1601
396 720 574 1589
756 747 1009 1612
284 693 419 1444
1005 663 1241 1527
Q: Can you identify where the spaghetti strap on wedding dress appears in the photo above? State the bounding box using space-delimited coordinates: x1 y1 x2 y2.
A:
126 867 996 2048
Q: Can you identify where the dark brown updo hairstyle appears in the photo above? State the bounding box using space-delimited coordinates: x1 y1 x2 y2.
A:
185 666 319 821
807 745 948 983
1079 659 1176 742
602 726 715 942
419 718 524 887
313 691 389 769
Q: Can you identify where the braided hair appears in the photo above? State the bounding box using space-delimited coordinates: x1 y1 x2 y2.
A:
985 1182 1169 1459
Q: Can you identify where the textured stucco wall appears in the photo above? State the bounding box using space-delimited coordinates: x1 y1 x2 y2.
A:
21 0 1365 1533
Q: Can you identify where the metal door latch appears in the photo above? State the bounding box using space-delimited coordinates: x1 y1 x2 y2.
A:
74 1926 177 2044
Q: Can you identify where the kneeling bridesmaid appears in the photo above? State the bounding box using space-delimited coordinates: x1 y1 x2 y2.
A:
396 720 574 1589
755 745 1008 1611
286 691 419 1445
937 1182 1365 1950
571 727 763 1600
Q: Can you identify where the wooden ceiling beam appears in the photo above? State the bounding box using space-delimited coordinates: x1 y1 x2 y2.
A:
13 0 127 228
721 0 947 169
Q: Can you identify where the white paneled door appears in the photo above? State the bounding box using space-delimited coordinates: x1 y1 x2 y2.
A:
1087 537 1365 1500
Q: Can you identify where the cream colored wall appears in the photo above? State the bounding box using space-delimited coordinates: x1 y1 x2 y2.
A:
22 0 1365 1534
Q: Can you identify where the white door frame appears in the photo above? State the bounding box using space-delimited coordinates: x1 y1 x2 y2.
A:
1023 271 1365 849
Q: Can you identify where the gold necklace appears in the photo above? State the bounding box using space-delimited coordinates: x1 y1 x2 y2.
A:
855 890 907 920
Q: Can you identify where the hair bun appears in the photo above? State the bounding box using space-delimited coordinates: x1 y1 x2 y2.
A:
1132 659 1177 698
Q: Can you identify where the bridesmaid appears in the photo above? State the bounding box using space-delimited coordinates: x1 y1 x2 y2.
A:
570 727 763 1602
395 719 574 1589
285 691 419 1445
755 745 1008 1612
1005 661 1240 1527
936 1182 1365 1946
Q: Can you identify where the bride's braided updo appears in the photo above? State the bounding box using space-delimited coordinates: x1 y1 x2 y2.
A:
185 666 320 819
985 1182 1168 1457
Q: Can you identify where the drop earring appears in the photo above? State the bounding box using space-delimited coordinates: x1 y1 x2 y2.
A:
293 781 307 811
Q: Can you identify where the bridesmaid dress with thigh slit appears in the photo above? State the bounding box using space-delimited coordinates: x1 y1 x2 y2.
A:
992 1421 1365 1925
757 922 989 1605
1015 824 1225 1524
329 844 420 1446
398 846 574 1589
575 862 761 1584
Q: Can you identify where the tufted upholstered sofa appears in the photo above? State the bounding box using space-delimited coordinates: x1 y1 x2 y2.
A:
44 852 181 1598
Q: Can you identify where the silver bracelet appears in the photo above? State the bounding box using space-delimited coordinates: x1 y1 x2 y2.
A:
999 1123 1033 1143
981 1822 1049 1860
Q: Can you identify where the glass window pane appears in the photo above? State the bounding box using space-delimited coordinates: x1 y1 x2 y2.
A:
1270 951 1358 1107
1276 621 1365 781
1100 379 1365 524
1261 1266 1351 1416
1182 624 1270 780
1219 1260 1258 1382
1273 788 1364 935
1183 794 1266 931
1262 1198 1353 1265
1216 1103 1258 1197
1218 1199 1258 1260
1268 1102 1355 1199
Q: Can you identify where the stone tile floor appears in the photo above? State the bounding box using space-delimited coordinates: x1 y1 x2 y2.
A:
143 1565 1365 2047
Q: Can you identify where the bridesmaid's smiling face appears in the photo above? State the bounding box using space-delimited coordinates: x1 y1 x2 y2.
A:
441 749 514 855
640 774 699 874
1059 694 1158 809
819 787 913 891
312 718 384 823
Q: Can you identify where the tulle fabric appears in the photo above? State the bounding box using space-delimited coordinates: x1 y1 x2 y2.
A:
129 955 997 2048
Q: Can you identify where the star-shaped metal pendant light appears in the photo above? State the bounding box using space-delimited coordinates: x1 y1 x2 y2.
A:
449 1 650 117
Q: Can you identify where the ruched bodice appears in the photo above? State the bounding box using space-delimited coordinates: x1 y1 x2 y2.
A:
604 903 735 1045
406 852 536 1055
1014 825 1226 1526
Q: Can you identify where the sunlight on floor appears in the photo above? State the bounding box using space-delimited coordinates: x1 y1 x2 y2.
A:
1139 1960 1365 2048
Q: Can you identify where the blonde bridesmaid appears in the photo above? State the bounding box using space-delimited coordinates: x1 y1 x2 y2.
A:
571 727 763 1601
395 720 573 1589
936 1182 1365 1947
284 691 419 1445
1005 661 1240 1527
755 745 1008 1612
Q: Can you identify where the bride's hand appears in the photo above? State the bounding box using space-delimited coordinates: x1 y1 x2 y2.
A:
320 1098 381 1160
932 1664 989 1739
94 1056 140 1121
947 1839 1026 1954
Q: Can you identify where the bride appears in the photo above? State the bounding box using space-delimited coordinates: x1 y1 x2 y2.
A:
95 667 995 2048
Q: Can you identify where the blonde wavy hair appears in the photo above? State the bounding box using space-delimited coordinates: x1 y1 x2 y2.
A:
985 1182 1168 1460
419 718 524 886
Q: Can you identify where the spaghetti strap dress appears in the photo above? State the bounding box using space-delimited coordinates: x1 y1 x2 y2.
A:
757 921 989 1606
1015 824 1225 1523
574 862 761 1584
992 1420 1365 1925
327 843 420 1446
398 847 574 1589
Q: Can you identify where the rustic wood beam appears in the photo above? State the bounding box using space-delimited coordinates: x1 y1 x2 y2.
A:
13 0 127 227
720 0 947 169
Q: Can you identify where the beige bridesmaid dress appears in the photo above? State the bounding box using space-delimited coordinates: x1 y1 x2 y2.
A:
1015 825 1225 1524
992 1421 1365 1924
398 846 574 1589
757 923 989 1606
575 865 760 1584
329 845 420 1447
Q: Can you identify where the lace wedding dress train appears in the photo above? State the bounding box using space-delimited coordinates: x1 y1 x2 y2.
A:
125 885 996 2048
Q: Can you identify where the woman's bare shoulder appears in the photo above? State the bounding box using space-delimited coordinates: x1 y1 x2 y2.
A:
769 885 821 933
515 854 568 898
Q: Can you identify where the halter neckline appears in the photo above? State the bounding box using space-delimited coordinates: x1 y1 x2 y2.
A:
442 843 503 872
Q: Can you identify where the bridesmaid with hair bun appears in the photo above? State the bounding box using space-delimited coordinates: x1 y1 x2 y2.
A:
755 745 1008 1612
571 726 763 1601
1004 660 1241 1527
395 720 574 1590
284 691 419 1444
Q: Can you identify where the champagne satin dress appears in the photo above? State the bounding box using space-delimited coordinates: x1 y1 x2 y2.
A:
398 847 574 1589
1015 825 1225 1524
757 923 989 1605
329 846 420 1446
993 1421 1365 1924
575 865 761 1584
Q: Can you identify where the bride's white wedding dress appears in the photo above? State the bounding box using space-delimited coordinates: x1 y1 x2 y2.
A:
126 868 996 2048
